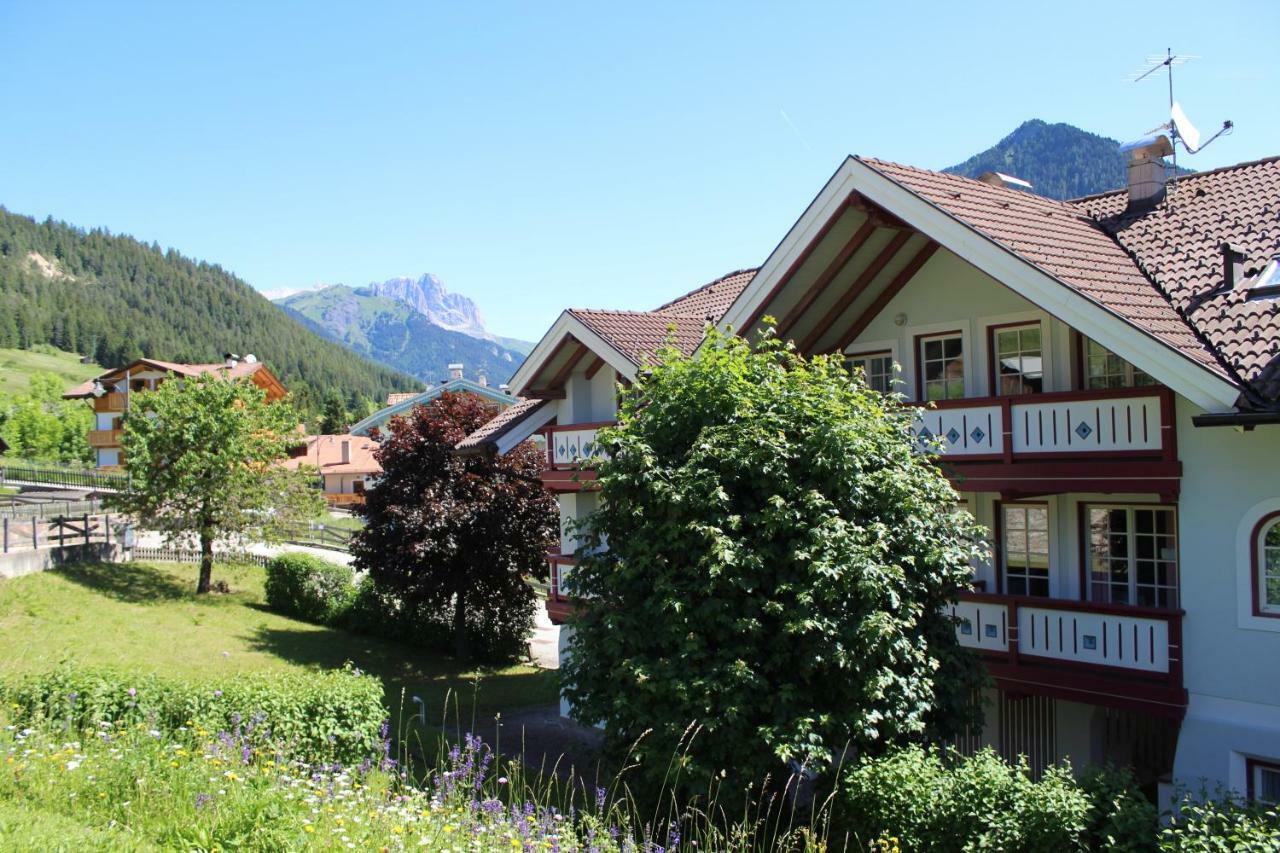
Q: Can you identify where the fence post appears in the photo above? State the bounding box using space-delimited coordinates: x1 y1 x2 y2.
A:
83 513 90 546
2 517 6 554
32 520 38 550
106 515 111 547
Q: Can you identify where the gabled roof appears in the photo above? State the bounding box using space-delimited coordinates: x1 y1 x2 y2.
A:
455 398 554 454
349 377 515 436
1070 156 1280 406
280 434 381 475
857 157 1225 377
63 358 283 399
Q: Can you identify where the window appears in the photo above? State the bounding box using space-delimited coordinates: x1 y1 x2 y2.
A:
1003 504 1050 597
1087 505 1178 608
1082 338 1156 390
1256 513 1280 617
847 351 895 394
1250 760 1280 805
918 333 965 401
992 323 1043 395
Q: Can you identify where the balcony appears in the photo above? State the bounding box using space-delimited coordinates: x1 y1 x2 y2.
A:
911 387 1179 497
545 553 577 623
951 591 1186 717
86 429 123 448
93 393 127 413
542 422 615 492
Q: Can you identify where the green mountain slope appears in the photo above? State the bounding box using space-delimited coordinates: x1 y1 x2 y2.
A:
276 285 527 385
0 345 101 396
0 208 418 414
944 119 1191 200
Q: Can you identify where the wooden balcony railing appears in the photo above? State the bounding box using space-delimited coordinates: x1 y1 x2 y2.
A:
87 429 123 448
912 386 1175 462
546 553 577 622
951 590 1186 715
93 393 127 413
545 421 615 469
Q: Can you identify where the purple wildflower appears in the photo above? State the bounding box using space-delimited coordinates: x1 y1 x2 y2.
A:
195 793 212 810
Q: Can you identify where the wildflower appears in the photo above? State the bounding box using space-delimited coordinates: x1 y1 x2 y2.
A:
127 687 136 698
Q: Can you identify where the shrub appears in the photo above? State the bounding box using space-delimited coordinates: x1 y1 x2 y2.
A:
264 551 356 624
1080 765 1158 851
3 664 384 764
836 745 1091 852
1160 794 1280 851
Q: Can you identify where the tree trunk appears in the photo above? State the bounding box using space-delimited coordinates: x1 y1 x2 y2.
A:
453 587 470 661
197 529 214 594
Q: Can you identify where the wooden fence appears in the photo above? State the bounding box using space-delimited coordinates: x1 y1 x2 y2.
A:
128 546 270 568
1 514 120 553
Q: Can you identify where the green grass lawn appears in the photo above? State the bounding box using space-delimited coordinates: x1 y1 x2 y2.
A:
0 561 558 726
0 346 101 395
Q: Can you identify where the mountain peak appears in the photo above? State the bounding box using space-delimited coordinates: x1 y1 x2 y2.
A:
359 274 489 339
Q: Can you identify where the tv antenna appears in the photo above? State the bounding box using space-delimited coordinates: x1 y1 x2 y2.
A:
1127 49 1233 171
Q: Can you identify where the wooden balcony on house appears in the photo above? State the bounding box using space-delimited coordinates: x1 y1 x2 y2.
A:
545 553 577 623
86 429 123 448
950 591 1186 717
324 492 365 507
913 387 1180 497
93 393 127 413
545 422 615 468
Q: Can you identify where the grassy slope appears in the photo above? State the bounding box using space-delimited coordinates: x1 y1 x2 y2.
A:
0 561 557 722
0 346 101 395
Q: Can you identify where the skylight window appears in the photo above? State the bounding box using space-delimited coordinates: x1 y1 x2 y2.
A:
1251 258 1280 298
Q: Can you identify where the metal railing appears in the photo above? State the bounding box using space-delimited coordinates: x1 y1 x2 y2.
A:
0 460 127 492
0 497 106 521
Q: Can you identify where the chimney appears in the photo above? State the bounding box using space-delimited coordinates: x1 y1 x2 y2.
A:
476 369 488 387
1119 133 1174 212
243 353 258 364
224 352 239 368
448 363 464 381
340 439 351 465
1222 243 1247 289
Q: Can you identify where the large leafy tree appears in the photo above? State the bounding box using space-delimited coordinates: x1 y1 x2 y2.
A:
562 328 988 795
352 393 557 662
0 373 93 464
108 374 322 593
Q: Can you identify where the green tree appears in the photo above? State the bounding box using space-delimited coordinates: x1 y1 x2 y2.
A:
562 327 989 797
317 390 349 435
0 372 92 464
107 374 322 593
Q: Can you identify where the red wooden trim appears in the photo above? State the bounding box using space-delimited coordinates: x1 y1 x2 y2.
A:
836 241 940 352
525 387 567 399
539 469 600 492
546 341 589 390
740 196 853 334
545 598 578 624
1160 388 1178 463
776 218 878 337
927 384 1172 409
986 320 1042 398
544 420 617 433
583 355 606 381
957 591 1184 619
1245 758 1280 802
913 329 966 403
800 229 913 353
1251 511 1280 619
984 665 1187 718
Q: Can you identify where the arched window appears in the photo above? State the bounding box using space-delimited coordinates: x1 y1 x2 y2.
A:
1255 513 1280 617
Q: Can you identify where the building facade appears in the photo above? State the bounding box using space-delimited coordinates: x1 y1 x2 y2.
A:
461 149 1280 801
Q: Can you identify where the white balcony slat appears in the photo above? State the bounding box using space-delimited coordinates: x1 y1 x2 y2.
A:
1016 605 1170 674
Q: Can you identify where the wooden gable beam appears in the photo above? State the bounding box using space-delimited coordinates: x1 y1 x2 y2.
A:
797 229 913 353
775 218 879 338
583 355 607 380
739 196 853 335
545 340 589 389
833 241 940 352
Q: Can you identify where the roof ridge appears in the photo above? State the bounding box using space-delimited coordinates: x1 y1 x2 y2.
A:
651 267 759 313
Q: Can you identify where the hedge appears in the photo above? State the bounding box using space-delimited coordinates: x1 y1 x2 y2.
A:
263 552 356 625
3 664 384 765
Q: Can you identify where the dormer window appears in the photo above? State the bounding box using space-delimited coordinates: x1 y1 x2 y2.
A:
1082 337 1155 390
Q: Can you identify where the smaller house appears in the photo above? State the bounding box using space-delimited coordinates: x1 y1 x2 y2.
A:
63 354 287 470
350 362 517 437
282 434 380 506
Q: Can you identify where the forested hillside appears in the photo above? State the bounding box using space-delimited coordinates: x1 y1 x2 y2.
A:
944 119 1191 200
0 208 419 414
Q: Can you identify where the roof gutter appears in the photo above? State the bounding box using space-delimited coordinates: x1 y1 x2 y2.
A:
1191 411 1280 429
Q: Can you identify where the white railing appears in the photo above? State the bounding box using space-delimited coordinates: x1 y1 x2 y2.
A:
950 597 1009 652
912 387 1172 459
547 423 613 467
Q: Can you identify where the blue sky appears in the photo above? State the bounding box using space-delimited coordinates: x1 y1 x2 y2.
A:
4 1 1277 341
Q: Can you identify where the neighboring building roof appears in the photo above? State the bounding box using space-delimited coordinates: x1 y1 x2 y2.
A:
565 268 759 364
856 157 1227 379
63 357 283 399
281 434 381 475
1070 156 1280 406
350 378 515 436
455 398 551 452
385 391 421 406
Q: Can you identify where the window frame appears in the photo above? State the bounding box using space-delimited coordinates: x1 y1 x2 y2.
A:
1252 511 1280 619
1081 502 1180 610
1247 758 1280 805
846 349 896 394
998 500 1052 598
914 330 966 402
1078 334 1157 391
989 321 1045 396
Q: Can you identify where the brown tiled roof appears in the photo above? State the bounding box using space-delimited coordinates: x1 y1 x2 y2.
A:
280 434 381 475
1070 157 1280 406
385 391 420 406
64 358 273 399
456 398 548 451
857 157 1227 379
567 268 758 364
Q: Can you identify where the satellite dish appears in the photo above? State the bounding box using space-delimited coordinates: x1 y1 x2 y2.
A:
1171 101 1202 153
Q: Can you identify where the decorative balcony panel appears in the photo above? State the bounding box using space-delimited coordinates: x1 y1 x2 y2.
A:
86 429 123 448
546 422 615 468
1016 603 1171 674
949 597 1009 652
